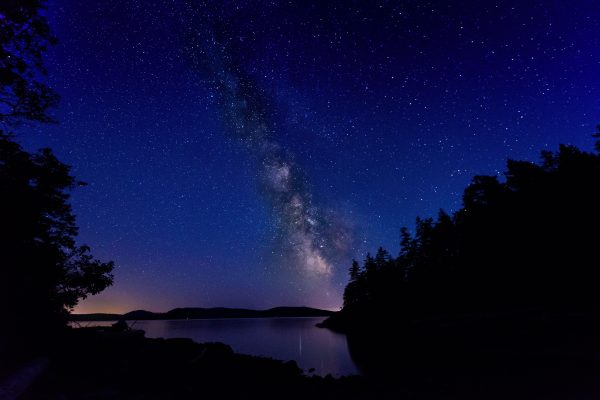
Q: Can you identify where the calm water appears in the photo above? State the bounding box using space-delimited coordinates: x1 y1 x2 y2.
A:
81 317 358 377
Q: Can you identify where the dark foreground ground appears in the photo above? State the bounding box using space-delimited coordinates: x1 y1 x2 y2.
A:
333 309 600 400
13 310 600 399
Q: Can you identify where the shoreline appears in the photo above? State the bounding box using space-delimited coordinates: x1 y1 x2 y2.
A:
19 326 367 399
68 317 357 378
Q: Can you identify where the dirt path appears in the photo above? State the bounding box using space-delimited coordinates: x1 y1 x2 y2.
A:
0 358 48 400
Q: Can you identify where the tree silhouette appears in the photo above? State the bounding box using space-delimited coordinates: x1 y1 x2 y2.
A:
0 1 114 357
0 134 114 347
0 0 59 126
340 131 600 326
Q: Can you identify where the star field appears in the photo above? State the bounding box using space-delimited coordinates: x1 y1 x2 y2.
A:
19 0 600 312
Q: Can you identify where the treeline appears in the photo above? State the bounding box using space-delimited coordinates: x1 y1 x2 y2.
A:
341 132 600 325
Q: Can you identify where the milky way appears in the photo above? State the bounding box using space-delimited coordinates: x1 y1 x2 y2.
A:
183 3 352 281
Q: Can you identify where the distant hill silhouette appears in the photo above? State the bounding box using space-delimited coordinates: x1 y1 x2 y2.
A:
70 307 333 321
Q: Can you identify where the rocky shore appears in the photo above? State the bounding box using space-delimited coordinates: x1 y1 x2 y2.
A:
18 326 369 400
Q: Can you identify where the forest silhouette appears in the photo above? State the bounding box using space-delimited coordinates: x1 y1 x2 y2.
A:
315 132 600 397
337 134 600 327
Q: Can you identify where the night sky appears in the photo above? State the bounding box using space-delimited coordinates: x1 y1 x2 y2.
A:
19 0 600 313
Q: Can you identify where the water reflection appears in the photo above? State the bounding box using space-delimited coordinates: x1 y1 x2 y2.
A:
83 317 358 377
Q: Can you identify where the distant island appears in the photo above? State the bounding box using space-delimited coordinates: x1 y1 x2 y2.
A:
70 306 334 321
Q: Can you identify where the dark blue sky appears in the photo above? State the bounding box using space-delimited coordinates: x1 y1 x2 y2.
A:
20 0 599 312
